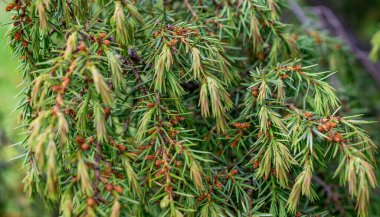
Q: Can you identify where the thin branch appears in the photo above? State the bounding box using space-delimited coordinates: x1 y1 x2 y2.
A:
287 0 311 27
312 175 346 216
287 0 380 86
93 142 101 195
310 5 380 86
184 0 199 20
121 50 149 133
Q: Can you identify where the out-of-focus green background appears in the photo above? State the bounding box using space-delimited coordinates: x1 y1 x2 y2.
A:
0 2 51 216
0 0 379 216
0 2 26 217
0 3 19 138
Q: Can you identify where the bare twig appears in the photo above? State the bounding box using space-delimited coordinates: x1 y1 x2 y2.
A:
287 0 380 86
311 5 380 86
184 0 199 20
121 51 149 133
93 142 101 195
312 175 346 216
124 103 139 133
287 0 311 27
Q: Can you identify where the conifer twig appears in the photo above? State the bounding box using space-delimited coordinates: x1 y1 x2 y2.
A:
184 0 199 20
288 0 380 85
312 176 346 216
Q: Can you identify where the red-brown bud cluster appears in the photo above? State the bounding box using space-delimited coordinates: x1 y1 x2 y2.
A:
75 136 91 150
6 3 15 12
232 122 250 129
304 112 313 118
279 73 289 80
251 86 259 97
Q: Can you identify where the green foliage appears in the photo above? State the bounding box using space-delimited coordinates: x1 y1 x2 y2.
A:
370 30 380 62
4 0 378 217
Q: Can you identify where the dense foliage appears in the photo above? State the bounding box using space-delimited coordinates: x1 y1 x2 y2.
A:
5 0 378 216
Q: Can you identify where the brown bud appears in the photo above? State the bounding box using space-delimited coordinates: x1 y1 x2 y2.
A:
205 176 210 182
317 125 325 133
72 176 78 183
171 118 178 125
88 137 95 144
97 48 103 56
251 86 259 97
78 41 87 51
168 38 178 46
174 160 182 166
177 116 185 121
257 131 263 139
169 130 177 138
216 149 222 156
114 186 123 193
146 129 154 136
6 3 15 12
197 194 207 202
14 31 22 41
140 145 152 151
233 122 250 129
146 102 155 108
117 145 127 152
81 143 90 151
231 169 238 176
75 136 85 144
145 155 156 160
103 40 111 46
293 65 302 71
304 112 312 118
155 159 164 166
98 32 107 39
272 169 277 177
104 107 111 119
105 183 113 191
333 133 343 143
164 184 172 193
230 139 238 148
87 198 96 207
253 160 261 169
280 73 289 80
215 180 223 189
25 17 32 24
325 122 333 130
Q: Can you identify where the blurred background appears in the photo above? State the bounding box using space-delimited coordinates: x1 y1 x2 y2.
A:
0 2 50 216
0 0 379 216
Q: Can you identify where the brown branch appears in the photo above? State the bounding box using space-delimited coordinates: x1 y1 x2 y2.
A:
312 175 346 216
311 5 380 86
121 50 149 133
93 142 101 195
184 0 199 20
287 0 380 86
287 0 311 27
